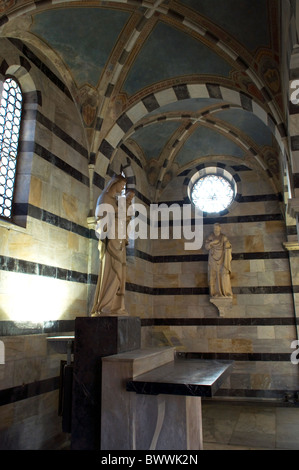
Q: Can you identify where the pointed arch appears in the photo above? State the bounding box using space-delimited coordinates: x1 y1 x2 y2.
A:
95 82 287 179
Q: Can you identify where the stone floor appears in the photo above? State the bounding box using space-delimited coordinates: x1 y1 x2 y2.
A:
202 399 299 450
203 443 270 450
43 399 299 451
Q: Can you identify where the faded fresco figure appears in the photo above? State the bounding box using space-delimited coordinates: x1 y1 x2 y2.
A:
91 174 133 316
205 223 233 298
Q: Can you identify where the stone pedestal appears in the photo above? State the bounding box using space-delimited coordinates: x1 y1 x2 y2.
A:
71 315 141 450
210 296 233 316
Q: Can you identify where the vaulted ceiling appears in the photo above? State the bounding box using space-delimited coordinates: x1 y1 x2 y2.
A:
0 0 283 194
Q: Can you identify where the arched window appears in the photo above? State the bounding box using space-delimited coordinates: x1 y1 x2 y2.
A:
0 77 23 219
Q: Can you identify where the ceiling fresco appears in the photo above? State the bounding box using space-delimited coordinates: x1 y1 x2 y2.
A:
122 21 234 95
30 8 131 87
215 108 273 147
129 120 182 162
0 0 282 196
175 125 245 168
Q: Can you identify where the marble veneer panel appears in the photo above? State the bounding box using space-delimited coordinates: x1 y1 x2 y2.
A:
71 316 141 450
0 332 68 449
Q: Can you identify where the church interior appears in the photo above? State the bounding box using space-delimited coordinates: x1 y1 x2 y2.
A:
1 0 299 451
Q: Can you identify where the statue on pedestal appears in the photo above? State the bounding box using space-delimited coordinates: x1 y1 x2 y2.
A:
205 223 233 299
91 174 133 317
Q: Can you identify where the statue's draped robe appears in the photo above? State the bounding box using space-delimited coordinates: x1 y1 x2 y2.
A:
91 191 127 316
205 233 232 298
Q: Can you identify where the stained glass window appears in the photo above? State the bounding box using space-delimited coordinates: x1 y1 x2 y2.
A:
191 174 234 213
0 77 22 219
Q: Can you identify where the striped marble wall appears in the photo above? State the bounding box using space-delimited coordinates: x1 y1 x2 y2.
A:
0 38 91 323
98 136 299 401
0 24 299 449
0 37 90 449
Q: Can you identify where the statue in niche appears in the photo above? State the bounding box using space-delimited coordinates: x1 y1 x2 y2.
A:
91 174 134 316
205 223 233 298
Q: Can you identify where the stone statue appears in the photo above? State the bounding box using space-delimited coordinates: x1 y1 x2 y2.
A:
205 223 233 298
91 174 133 316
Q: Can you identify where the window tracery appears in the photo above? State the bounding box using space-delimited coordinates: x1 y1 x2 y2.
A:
0 77 23 219
191 174 234 213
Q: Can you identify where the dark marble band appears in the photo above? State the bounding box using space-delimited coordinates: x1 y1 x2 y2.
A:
0 316 296 337
0 376 60 407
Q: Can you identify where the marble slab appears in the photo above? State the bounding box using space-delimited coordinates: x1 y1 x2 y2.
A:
101 347 175 377
126 359 234 397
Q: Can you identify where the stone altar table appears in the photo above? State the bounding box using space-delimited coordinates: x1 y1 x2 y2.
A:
101 348 233 450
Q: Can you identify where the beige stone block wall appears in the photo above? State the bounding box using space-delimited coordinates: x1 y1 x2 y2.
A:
0 333 69 449
0 41 90 448
0 59 90 321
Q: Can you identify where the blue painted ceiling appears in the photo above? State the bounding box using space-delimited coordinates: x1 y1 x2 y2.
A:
31 8 130 88
180 0 270 52
122 21 233 95
5 0 281 190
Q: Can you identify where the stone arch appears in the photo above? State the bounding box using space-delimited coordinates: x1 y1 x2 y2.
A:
95 82 287 179
122 106 278 198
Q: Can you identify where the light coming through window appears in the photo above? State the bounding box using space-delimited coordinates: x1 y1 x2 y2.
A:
0 77 22 219
191 174 234 213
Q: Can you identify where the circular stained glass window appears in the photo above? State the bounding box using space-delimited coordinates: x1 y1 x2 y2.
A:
191 174 234 213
